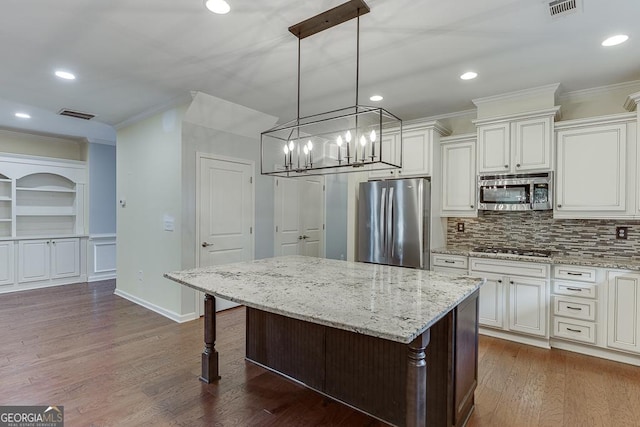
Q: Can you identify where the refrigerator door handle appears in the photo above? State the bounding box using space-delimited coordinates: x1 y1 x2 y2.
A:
388 187 394 259
380 187 387 257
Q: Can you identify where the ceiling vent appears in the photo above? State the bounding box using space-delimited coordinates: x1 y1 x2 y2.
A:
58 108 95 120
548 0 581 18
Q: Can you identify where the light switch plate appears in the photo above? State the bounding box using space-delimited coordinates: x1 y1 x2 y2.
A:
457 222 465 232
616 226 628 240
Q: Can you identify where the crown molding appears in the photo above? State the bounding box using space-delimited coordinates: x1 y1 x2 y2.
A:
440 133 476 144
559 80 640 105
472 83 561 107
472 106 561 126
401 120 451 136
624 91 640 112
554 112 636 131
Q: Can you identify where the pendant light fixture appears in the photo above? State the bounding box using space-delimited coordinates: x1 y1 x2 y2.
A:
260 0 402 177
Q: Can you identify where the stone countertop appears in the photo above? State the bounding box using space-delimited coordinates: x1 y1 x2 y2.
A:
164 255 485 345
432 247 640 271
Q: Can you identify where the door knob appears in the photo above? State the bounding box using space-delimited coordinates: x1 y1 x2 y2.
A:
201 242 213 247
303 235 309 239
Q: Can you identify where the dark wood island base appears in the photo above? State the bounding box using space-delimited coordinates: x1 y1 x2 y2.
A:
227 289 479 427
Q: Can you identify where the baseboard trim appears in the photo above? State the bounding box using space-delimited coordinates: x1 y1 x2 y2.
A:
88 273 117 283
479 327 551 349
550 339 640 367
114 288 198 324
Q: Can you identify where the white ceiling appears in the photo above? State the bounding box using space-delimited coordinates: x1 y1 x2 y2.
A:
1 0 639 138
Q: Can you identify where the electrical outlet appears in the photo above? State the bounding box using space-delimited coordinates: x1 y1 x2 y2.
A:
137 270 144 282
616 226 628 240
457 222 465 232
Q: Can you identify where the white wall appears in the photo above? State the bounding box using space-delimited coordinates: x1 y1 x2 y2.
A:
88 143 116 234
325 174 348 260
115 105 189 321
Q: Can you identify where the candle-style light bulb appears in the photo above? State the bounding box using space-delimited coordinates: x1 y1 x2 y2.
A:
360 135 367 162
336 135 343 163
345 131 352 143
360 135 367 147
370 130 377 159
307 140 313 150
283 145 289 154
303 145 309 167
283 145 289 169
345 130 352 162
288 141 294 151
307 141 313 166
288 141 294 167
336 135 343 146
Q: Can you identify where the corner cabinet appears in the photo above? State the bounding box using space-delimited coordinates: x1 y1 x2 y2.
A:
474 108 558 175
369 121 450 179
440 134 477 217
0 154 88 294
554 114 637 219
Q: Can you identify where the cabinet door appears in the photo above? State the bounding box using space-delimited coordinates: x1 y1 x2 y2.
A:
369 133 398 179
556 124 626 213
398 129 431 177
513 117 552 172
607 271 640 354
0 241 14 286
441 140 476 214
51 238 80 279
477 123 510 174
18 240 50 283
478 274 504 328
508 276 547 337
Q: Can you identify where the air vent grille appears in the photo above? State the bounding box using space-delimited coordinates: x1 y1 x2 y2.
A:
58 109 95 120
549 0 579 17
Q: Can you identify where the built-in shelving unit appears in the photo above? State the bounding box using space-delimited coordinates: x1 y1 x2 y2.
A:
0 175 12 237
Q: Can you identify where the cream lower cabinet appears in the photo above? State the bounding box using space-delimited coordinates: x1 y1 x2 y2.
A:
471 258 549 339
0 241 14 286
18 238 80 284
607 271 640 354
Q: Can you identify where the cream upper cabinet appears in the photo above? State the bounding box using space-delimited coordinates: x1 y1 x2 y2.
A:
397 128 431 177
369 121 449 180
607 271 640 354
475 109 557 175
440 134 476 217
368 132 399 179
477 123 510 174
554 114 636 219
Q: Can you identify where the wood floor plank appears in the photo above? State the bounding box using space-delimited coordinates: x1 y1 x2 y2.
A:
2 281 640 426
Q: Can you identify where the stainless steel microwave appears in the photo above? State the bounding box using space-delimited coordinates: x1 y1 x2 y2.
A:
477 172 553 211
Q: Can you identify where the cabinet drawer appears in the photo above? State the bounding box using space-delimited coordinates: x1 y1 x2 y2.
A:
553 296 596 321
553 281 597 299
470 258 549 278
432 254 468 270
554 265 597 282
553 317 596 344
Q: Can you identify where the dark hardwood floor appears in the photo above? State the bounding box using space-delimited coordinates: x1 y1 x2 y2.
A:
1 281 639 426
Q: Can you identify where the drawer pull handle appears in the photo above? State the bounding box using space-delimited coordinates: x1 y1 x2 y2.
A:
567 328 582 333
566 306 582 311
566 272 583 276
444 260 455 264
566 287 583 292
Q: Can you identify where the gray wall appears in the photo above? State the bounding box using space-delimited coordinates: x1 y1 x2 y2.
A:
325 174 348 260
89 142 116 234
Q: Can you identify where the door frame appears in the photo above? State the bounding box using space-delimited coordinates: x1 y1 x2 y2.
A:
273 175 326 257
195 152 255 315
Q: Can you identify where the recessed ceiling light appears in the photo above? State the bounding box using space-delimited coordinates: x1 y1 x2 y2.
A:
460 71 478 80
369 95 383 102
204 0 230 14
15 112 31 119
601 34 629 47
55 70 76 80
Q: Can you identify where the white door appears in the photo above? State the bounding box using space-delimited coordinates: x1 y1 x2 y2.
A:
508 276 547 337
478 274 504 329
50 238 80 279
441 138 476 214
0 241 14 286
607 271 640 354
18 240 50 283
198 155 254 312
274 176 325 257
399 129 431 177
477 122 510 174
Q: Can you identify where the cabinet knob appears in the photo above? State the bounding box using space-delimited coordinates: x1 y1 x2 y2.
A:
510 280 514 284
557 204 562 208
504 164 509 168
497 279 502 283
390 171 393 175
470 205 474 209
516 163 521 167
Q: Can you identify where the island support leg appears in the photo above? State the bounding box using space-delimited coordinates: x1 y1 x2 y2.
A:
200 294 221 383
406 329 430 427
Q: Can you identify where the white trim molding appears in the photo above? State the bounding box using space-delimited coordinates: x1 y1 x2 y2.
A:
114 288 197 323
624 91 640 112
559 80 640 105
472 83 561 107
472 106 561 126
88 234 116 282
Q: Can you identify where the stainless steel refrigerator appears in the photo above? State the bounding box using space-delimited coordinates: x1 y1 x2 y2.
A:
358 178 430 269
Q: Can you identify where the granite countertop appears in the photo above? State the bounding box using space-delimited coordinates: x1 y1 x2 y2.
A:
432 247 640 271
164 255 485 344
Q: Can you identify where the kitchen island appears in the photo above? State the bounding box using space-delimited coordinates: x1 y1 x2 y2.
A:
164 256 485 427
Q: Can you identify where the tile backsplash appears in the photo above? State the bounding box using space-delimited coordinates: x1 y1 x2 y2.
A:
447 211 640 260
